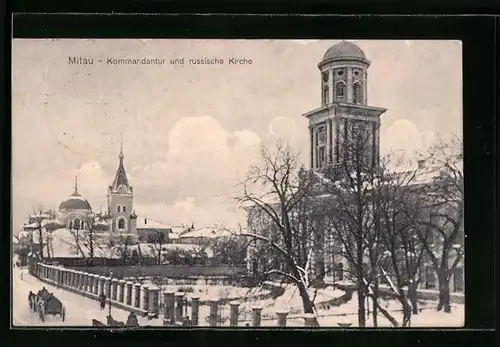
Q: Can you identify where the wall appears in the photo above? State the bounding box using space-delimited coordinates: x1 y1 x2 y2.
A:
68 265 247 279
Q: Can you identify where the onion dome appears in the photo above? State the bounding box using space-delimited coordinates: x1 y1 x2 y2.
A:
59 176 92 211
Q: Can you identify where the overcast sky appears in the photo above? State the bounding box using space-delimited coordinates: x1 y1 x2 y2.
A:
12 39 462 231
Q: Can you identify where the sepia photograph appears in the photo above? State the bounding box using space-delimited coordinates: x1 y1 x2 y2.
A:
11 39 464 328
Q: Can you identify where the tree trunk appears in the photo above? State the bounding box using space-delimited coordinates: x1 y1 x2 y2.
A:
297 281 319 327
401 298 412 327
437 271 452 313
372 281 379 327
370 296 398 327
356 277 366 327
408 282 419 315
38 229 44 261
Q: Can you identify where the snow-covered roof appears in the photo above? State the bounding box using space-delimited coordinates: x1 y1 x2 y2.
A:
179 226 232 239
44 228 119 258
136 217 171 230
29 212 55 219
23 222 39 229
170 225 191 234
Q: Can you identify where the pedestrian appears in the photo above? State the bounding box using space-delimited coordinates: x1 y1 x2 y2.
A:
99 292 107 310
126 312 139 327
28 291 34 310
182 316 192 326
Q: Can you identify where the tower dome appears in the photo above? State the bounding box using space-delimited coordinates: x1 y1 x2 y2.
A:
319 41 370 68
58 176 92 211
58 195 92 211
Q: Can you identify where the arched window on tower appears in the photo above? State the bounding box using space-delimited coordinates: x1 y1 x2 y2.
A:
73 218 81 230
335 82 345 101
353 82 362 104
118 218 125 229
117 206 121 212
69 220 73 229
123 206 126 213
322 86 329 105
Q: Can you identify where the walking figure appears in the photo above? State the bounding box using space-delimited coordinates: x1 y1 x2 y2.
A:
126 312 139 327
182 316 193 326
99 292 107 310
28 291 34 311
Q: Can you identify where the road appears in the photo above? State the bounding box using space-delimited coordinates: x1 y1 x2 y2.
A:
12 266 154 327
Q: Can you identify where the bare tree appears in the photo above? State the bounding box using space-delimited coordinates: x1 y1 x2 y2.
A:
208 236 247 266
417 136 464 313
147 230 167 265
322 120 381 327
84 213 109 265
235 142 321 325
374 156 427 327
112 234 133 265
60 213 108 262
43 219 65 259
31 209 56 260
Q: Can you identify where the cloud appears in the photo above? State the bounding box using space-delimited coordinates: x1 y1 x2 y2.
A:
269 117 297 142
135 197 246 229
129 116 261 225
381 119 427 160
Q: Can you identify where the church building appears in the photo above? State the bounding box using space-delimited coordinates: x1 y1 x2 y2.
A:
303 41 386 174
55 142 139 243
101 142 138 242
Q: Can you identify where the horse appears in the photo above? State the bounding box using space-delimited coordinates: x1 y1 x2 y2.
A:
37 298 46 321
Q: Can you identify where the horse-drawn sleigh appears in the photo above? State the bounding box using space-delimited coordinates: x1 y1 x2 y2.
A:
29 288 66 322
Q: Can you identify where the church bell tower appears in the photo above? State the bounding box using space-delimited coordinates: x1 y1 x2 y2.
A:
107 140 137 239
302 41 387 175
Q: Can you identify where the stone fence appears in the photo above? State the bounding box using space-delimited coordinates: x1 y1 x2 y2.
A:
34 262 150 317
35 262 322 327
69 265 246 279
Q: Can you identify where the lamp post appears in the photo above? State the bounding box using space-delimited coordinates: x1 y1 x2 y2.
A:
108 270 113 317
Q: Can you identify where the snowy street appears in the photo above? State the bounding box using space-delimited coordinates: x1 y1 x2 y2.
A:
12 267 152 327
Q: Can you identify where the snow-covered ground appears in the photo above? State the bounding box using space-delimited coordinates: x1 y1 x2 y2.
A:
11 267 154 327
12 266 464 328
287 293 465 327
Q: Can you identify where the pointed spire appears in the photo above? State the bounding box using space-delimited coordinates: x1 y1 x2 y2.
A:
72 174 80 196
119 133 124 162
110 135 132 194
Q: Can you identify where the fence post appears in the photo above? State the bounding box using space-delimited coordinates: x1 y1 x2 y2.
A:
229 301 240 327
134 283 142 308
164 290 175 324
147 285 160 319
191 295 200 326
118 280 126 303
78 272 85 290
99 275 106 294
85 273 90 292
111 278 118 301
125 281 133 305
142 284 150 311
174 292 185 322
208 298 219 327
252 307 263 327
276 310 289 327
303 313 316 327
